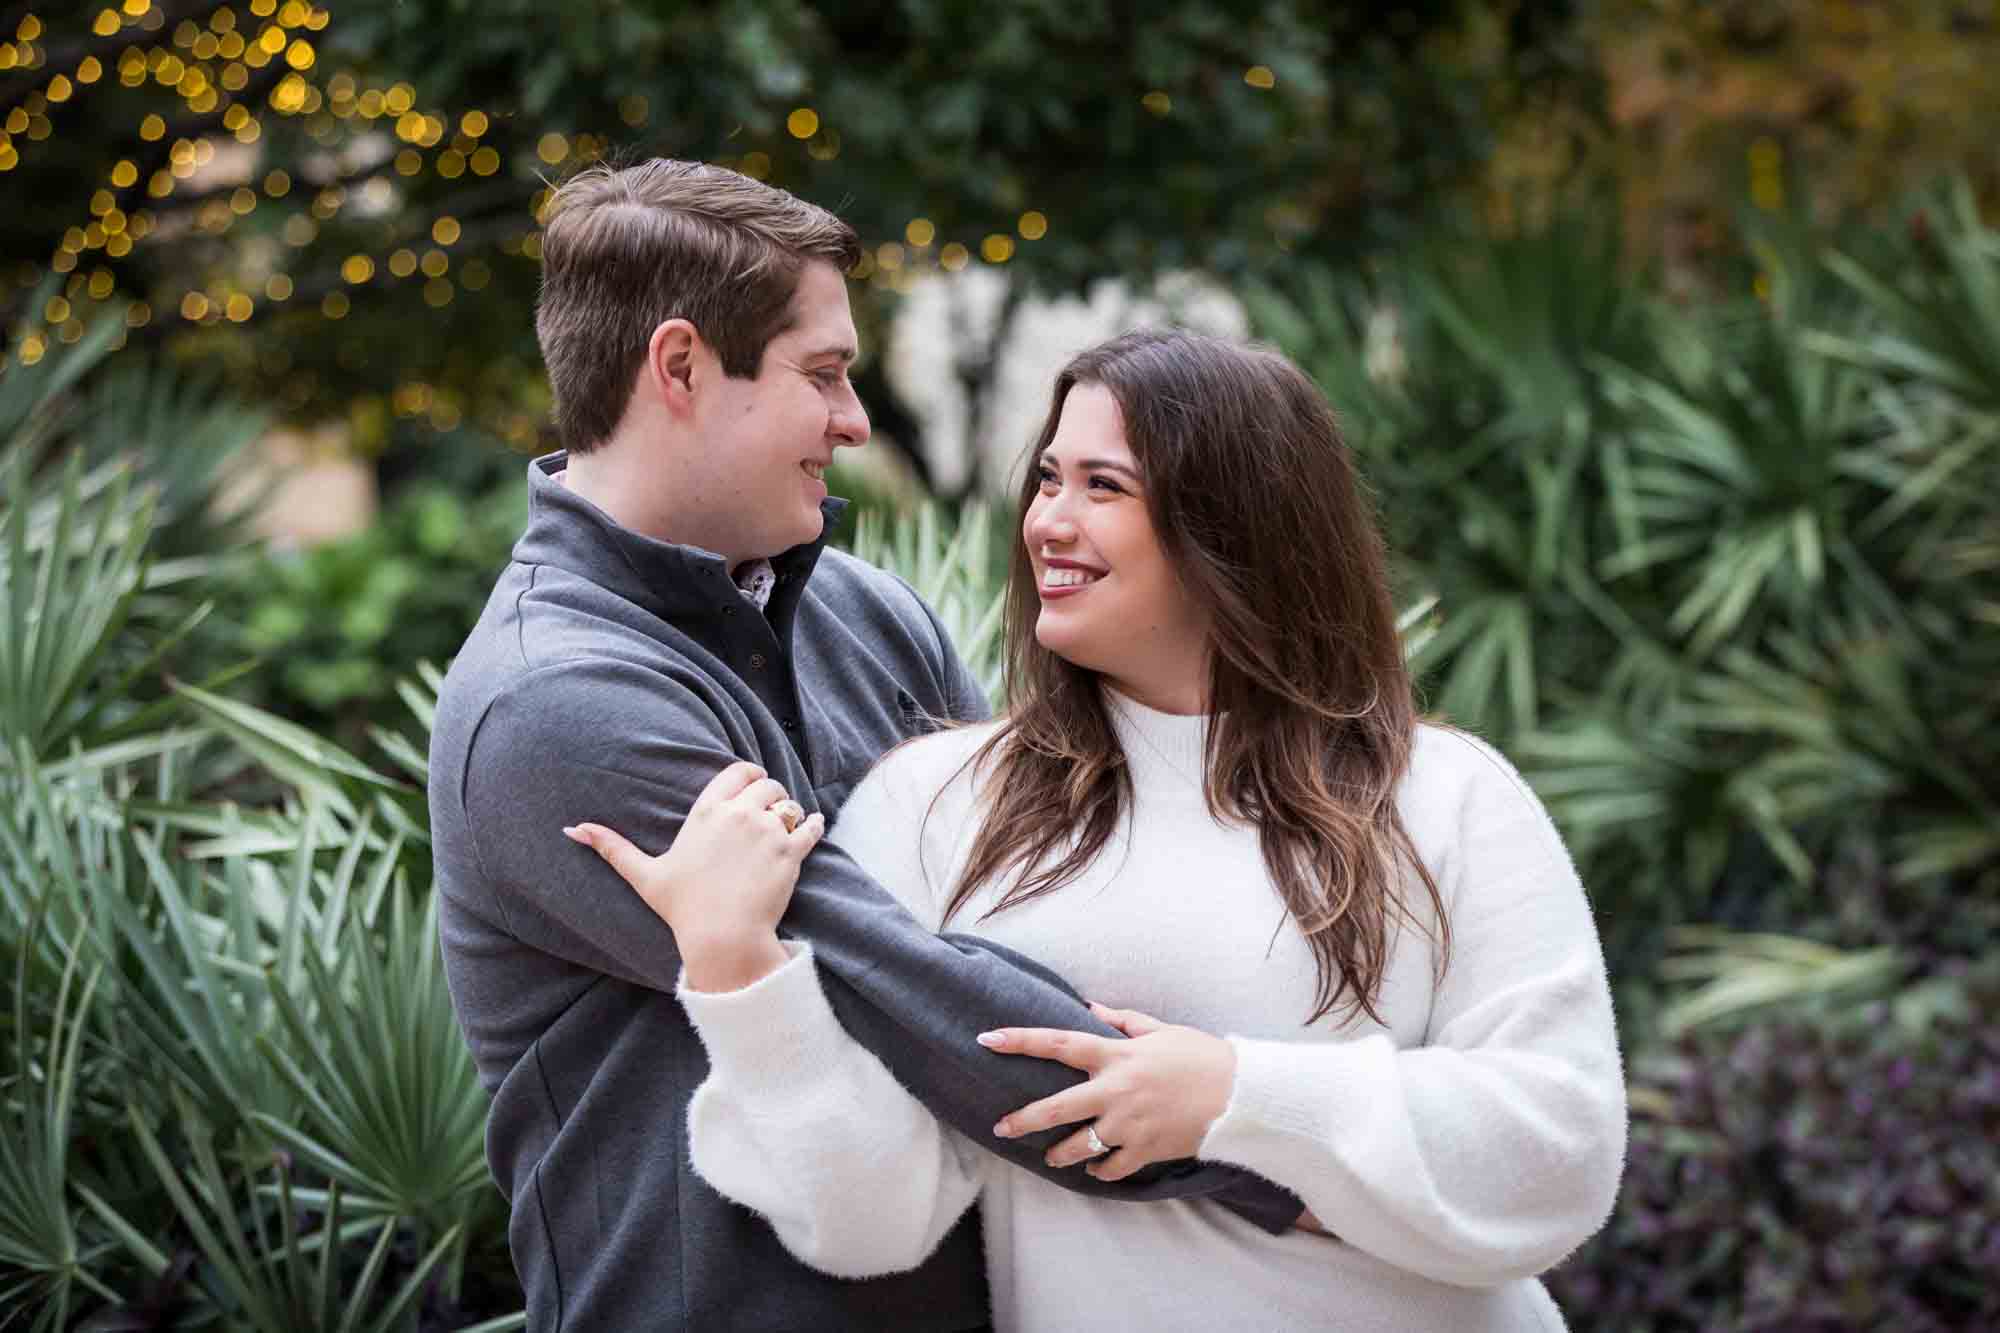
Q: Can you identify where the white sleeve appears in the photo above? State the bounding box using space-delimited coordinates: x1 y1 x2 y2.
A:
677 749 988 1278
1197 735 1627 1287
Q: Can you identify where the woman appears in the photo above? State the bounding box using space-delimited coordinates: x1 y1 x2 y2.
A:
570 330 1626 1331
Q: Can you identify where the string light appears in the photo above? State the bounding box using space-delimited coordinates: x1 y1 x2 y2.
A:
905 218 935 247
1018 210 1048 240
1245 65 1276 88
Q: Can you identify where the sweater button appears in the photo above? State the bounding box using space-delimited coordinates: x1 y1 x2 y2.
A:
782 718 797 731
749 652 766 670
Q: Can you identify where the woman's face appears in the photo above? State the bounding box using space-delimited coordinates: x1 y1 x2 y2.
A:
1022 383 1212 714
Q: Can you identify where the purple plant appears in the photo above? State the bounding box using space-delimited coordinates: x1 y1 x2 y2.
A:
1547 964 2000 1332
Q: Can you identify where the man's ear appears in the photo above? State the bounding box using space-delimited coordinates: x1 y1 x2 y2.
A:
646 318 701 416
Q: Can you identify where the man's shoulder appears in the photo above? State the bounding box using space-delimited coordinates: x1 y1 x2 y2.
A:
807 547 937 632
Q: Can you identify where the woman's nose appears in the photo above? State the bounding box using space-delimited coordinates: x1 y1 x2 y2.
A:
1027 493 1078 546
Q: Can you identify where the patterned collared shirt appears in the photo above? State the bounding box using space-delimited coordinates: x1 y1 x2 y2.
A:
733 557 777 611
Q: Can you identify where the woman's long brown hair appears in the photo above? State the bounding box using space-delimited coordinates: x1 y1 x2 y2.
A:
942 329 1448 1027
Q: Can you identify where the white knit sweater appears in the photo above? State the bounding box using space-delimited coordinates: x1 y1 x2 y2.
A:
678 694 1626 1332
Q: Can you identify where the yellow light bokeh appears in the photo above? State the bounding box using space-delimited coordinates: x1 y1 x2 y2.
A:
1142 90 1172 116
1018 210 1048 240
266 274 293 300
139 113 165 140
470 146 500 176
1245 65 1276 89
433 216 461 245
225 293 253 322
981 234 1014 263
389 248 417 277
940 243 970 272
536 132 568 164
420 248 448 277
321 290 349 319
341 254 374 284
905 218 936 248
787 107 819 139
180 291 209 320
461 109 488 137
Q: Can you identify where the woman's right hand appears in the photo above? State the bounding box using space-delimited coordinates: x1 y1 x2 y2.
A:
565 761 826 991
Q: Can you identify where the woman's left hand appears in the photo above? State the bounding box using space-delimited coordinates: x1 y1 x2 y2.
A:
982 1001 1236 1181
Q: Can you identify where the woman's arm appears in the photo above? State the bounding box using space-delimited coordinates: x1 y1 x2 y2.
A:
568 760 989 1277
677 942 990 1277
986 734 1626 1286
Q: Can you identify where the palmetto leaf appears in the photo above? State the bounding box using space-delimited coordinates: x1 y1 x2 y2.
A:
848 501 1009 706
1657 925 1904 1037
0 450 154 758
1814 178 2000 411
253 882 490 1297
121 1098 459 1333
0 913 113 1332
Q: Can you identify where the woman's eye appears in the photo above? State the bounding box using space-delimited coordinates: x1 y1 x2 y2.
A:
1088 476 1123 493
1036 467 1058 487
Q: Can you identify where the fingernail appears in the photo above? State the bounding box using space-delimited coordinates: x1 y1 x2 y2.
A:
976 1031 1004 1047
993 1120 1013 1138
562 826 583 841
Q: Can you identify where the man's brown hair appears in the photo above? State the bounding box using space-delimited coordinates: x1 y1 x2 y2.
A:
534 158 861 453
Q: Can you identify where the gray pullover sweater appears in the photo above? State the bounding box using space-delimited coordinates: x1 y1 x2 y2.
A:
430 455 1299 1331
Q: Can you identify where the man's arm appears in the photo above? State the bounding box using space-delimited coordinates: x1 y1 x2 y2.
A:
463 658 1301 1228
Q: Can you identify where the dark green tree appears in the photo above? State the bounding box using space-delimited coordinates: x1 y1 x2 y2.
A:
0 0 1580 488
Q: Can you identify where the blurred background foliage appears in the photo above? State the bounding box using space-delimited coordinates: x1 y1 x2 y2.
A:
3 0 1999 1328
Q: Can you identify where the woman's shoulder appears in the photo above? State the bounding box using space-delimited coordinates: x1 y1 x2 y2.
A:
843 717 1008 819
1399 721 1567 852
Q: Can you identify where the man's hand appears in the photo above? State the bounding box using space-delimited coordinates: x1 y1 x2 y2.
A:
565 761 825 991
980 1001 1237 1182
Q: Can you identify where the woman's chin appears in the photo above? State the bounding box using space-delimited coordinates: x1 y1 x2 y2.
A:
1032 620 1108 675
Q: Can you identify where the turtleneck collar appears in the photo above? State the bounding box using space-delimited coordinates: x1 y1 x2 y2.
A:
1102 685 1211 793
511 451 848 627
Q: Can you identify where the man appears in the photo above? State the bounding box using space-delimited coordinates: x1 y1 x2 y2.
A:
429 158 1299 1331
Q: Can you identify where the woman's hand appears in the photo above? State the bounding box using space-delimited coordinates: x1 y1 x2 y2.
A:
981 1001 1237 1181
565 761 826 992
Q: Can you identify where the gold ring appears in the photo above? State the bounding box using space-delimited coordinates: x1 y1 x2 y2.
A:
770 799 805 833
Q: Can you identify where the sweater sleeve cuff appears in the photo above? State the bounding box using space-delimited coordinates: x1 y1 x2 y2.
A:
676 942 845 1085
1199 1033 1384 1171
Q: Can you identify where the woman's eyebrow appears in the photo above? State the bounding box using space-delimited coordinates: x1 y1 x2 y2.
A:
1041 450 1141 482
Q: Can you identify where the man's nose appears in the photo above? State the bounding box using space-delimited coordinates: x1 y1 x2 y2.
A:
831 386 869 447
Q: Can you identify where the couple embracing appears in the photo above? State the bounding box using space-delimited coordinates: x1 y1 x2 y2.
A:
428 158 1626 1333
